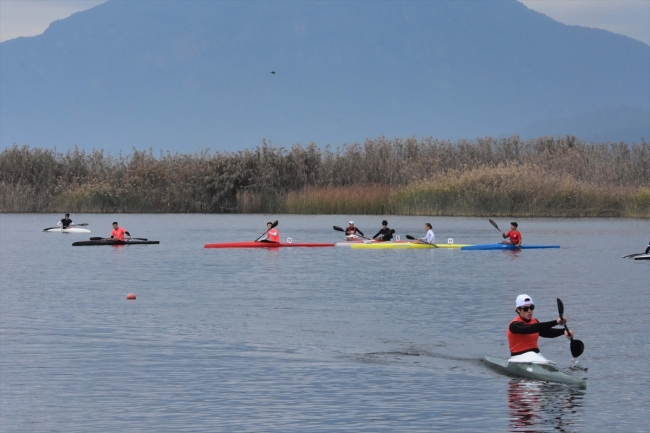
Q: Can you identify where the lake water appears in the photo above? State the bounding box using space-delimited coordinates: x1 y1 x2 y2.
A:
1 214 648 432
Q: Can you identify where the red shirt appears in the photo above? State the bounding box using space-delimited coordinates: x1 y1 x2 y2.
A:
506 230 521 245
267 228 279 243
111 227 128 241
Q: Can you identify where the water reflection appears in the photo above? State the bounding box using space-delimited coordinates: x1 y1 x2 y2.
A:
508 379 585 432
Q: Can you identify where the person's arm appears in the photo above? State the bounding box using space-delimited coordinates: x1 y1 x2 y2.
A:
57 220 63 227
509 319 560 335
373 230 382 239
539 327 565 338
125 231 131 240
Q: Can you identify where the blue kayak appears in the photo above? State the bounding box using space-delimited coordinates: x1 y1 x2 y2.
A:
461 244 560 250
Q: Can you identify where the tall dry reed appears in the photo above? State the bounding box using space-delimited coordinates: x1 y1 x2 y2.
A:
1 135 648 216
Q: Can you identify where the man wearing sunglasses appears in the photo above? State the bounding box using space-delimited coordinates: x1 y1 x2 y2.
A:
507 294 574 361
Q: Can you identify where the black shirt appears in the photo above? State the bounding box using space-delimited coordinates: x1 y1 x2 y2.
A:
373 227 394 241
60 218 73 228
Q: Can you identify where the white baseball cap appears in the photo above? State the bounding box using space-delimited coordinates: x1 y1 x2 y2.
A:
516 294 534 308
349 221 354 224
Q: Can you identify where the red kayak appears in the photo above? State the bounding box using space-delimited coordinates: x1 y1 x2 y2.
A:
204 241 335 249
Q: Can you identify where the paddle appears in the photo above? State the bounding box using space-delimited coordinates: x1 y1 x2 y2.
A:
490 219 520 249
557 298 585 358
489 219 501 233
89 237 148 241
254 220 278 242
405 234 438 248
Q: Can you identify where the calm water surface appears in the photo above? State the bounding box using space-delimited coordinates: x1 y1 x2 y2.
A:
1 214 648 432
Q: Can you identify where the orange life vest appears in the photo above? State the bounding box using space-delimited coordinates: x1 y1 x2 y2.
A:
507 315 539 355
267 228 279 243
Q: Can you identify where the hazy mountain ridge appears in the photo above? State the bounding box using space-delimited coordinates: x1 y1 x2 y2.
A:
1 0 648 153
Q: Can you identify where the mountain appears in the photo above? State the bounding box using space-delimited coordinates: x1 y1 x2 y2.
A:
1 0 648 154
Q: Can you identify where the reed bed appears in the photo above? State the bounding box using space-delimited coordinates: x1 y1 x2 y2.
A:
1 135 648 216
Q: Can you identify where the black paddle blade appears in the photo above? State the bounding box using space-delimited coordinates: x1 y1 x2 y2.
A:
333 226 344 232
406 235 416 240
132 238 148 241
89 237 104 240
571 339 585 358
489 219 501 232
557 298 565 317
43 227 58 231
271 220 279 228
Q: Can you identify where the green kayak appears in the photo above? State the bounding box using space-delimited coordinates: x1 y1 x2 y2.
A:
483 356 586 388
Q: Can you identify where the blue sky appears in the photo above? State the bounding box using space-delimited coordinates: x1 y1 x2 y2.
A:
1 0 649 45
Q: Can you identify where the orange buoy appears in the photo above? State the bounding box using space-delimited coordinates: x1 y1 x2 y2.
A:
126 293 136 300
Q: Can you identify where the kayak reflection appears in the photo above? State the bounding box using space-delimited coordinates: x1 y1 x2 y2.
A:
508 379 585 432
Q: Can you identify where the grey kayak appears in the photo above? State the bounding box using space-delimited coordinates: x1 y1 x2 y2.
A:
482 356 586 388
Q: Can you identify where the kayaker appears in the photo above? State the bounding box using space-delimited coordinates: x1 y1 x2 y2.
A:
110 222 131 241
57 213 74 229
508 294 574 359
345 221 365 237
646 241 650 254
258 222 280 243
411 223 435 244
501 222 522 247
372 220 394 242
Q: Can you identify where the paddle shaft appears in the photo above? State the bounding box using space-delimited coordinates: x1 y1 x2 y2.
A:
90 237 147 241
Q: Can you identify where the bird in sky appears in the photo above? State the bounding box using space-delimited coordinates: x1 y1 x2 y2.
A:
270 71 276 75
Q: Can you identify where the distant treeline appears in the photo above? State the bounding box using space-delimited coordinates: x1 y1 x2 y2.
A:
1 136 648 217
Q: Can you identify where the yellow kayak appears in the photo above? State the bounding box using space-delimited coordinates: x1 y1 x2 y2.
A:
336 242 471 249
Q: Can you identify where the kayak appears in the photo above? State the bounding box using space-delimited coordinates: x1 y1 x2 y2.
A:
72 239 159 246
482 355 586 388
634 254 650 260
337 241 471 249
461 244 560 250
44 227 91 233
204 242 335 248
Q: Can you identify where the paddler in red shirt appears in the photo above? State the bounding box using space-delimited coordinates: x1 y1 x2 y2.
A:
110 222 131 241
501 222 522 247
259 222 280 243
507 294 573 362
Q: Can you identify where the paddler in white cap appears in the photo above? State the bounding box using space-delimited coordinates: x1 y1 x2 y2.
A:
345 221 365 238
507 294 574 363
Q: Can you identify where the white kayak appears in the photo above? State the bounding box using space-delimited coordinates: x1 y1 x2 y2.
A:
483 352 586 388
44 227 91 233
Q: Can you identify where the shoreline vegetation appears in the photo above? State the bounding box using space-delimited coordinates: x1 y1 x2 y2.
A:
1 136 648 217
